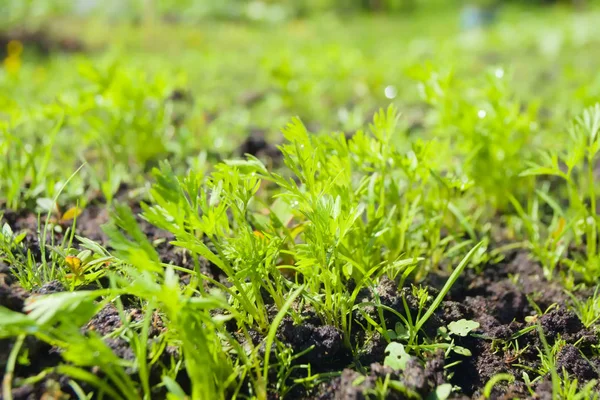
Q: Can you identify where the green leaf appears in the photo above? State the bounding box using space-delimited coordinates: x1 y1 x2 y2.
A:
448 202 476 241
61 332 123 367
483 373 514 398
384 342 411 371
519 166 564 178
394 322 409 340
452 346 472 356
0 307 37 337
24 290 107 327
56 365 125 400
171 237 232 276
103 202 161 270
262 284 306 392
76 236 109 256
447 319 480 336
162 376 187 399
2 223 13 238
414 242 483 335
387 379 421 399
427 383 453 400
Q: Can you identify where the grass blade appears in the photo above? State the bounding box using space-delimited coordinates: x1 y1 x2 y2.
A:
414 241 483 335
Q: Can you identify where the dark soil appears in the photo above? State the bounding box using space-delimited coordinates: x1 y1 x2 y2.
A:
319 352 446 400
0 29 85 58
2 199 599 399
238 128 281 161
278 316 350 369
436 250 600 398
0 278 64 399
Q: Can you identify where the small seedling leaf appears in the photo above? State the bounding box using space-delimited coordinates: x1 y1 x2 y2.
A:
394 322 410 340
76 236 108 256
24 291 105 327
426 383 453 400
384 342 411 371
452 346 472 356
448 319 480 336
2 223 13 238
76 250 92 263
14 232 26 245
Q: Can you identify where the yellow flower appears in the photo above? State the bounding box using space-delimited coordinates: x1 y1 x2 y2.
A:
3 56 21 75
4 40 23 75
65 256 82 275
7 40 23 57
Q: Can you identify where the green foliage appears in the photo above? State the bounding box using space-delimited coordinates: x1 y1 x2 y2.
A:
0 113 65 210
567 286 600 328
519 104 600 282
409 65 539 211
2 4 600 400
447 319 479 337
141 106 477 345
1 290 141 400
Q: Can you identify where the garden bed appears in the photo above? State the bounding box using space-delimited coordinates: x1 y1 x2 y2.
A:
2 4 600 400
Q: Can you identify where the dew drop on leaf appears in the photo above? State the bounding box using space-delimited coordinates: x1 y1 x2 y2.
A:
384 85 397 99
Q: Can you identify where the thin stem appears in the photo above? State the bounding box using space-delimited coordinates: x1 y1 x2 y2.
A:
262 284 305 400
413 241 483 336
588 157 597 256
2 334 25 400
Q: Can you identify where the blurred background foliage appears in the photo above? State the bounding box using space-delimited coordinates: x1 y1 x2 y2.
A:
0 0 596 209
0 0 587 28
